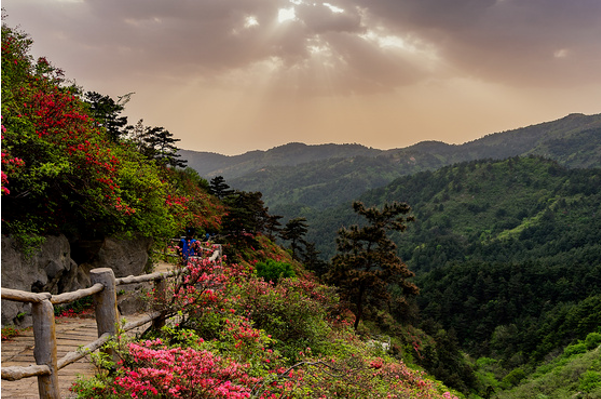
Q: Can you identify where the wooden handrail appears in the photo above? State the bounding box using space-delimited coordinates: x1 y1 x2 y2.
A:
0 245 223 398
1 364 51 381
1 288 51 303
57 333 111 370
51 283 104 305
116 269 179 285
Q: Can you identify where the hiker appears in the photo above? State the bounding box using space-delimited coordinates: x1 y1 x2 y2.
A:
177 227 200 263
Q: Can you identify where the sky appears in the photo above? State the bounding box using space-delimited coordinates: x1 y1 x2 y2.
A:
3 0 601 155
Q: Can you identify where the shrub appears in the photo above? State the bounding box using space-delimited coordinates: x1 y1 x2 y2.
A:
255 259 295 283
563 342 588 357
230 276 337 360
579 370 601 393
585 332 601 350
1 326 21 341
502 367 527 387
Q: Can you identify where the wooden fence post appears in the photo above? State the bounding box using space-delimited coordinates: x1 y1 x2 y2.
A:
152 276 166 330
32 298 60 399
90 268 119 361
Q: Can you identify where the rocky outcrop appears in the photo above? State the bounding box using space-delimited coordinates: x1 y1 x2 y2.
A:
87 236 153 278
1 235 82 326
1 234 153 326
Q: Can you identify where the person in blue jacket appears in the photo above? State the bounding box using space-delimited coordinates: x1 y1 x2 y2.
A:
177 227 199 263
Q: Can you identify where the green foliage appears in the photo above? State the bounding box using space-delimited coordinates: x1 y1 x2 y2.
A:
138 125 187 168
208 175 234 199
54 296 94 317
230 276 338 360
563 342 588 357
280 216 309 260
83 91 131 142
494 345 601 399
502 368 527 387
1 21 223 249
255 259 296 283
585 332 601 350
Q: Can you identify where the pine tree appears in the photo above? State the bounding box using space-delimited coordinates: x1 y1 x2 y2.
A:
209 176 234 199
140 126 187 168
84 91 133 142
326 201 419 330
280 217 309 260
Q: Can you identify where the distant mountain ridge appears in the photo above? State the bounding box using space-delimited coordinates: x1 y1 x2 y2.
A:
180 142 380 179
181 113 601 183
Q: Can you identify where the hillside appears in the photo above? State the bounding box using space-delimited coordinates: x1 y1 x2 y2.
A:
308 156 601 265
4 19 600 398
2 21 466 399
181 113 601 216
180 142 381 179
303 156 601 394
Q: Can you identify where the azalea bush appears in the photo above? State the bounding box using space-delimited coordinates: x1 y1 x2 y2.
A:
1 325 21 341
1 22 223 248
72 244 461 399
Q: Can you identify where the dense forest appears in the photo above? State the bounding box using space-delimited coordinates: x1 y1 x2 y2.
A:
297 156 601 395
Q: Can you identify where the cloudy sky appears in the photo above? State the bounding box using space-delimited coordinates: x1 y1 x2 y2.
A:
3 0 601 155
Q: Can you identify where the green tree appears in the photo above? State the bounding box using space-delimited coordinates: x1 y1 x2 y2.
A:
220 190 272 254
280 217 309 260
140 126 187 168
83 91 133 142
326 201 419 330
209 176 235 199
263 214 283 241
302 242 329 278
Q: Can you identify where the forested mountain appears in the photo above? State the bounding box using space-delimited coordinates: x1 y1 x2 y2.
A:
182 113 601 216
302 156 601 392
308 156 601 265
180 142 380 179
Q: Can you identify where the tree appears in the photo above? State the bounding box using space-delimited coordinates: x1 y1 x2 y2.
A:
280 217 309 260
326 201 419 330
84 91 133 142
302 242 329 278
264 214 283 241
220 190 270 252
209 176 234 199
140 126 187 168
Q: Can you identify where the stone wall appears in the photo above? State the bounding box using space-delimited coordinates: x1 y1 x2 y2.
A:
1 234 153 326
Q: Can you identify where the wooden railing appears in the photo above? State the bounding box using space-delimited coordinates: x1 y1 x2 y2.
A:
1 244 222 399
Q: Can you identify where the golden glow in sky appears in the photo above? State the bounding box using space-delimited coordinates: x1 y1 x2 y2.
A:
3 0 601 155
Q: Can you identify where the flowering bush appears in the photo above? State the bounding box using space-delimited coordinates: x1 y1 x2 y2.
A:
1 22 223 248
1 325 21 341
72 244 460 399
115 339 257 399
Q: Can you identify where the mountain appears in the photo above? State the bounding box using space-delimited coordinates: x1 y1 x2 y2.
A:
304 155 601 392
180 113 601 217
180 142 380 179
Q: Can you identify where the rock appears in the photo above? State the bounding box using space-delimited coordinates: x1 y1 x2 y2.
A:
117 283 152 315
1 234 154 326
1 234 74 325
87 235 154 278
